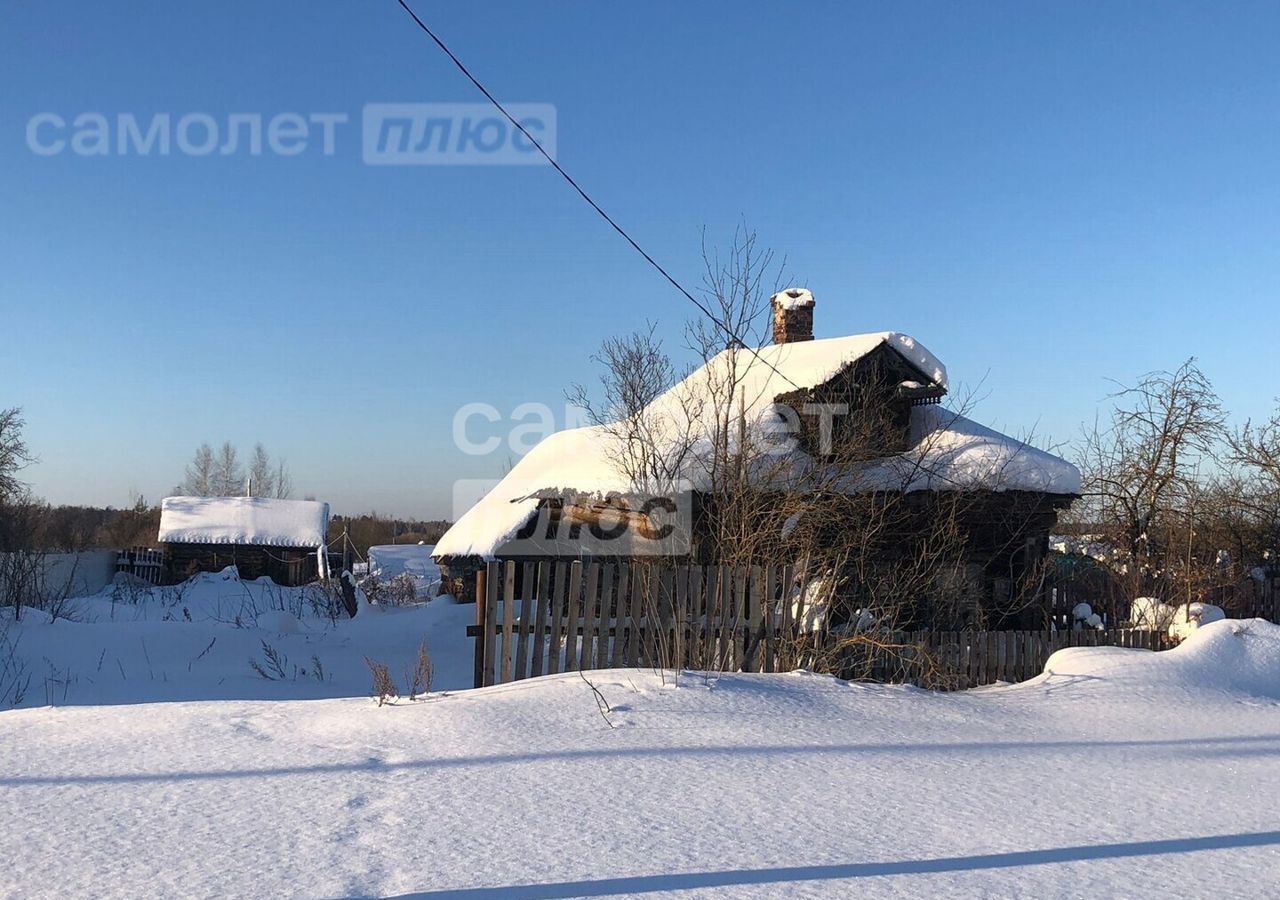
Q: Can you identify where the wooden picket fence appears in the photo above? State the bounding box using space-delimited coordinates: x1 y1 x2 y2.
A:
469 559 1176 690
862 627 1171 688
116 547 164 585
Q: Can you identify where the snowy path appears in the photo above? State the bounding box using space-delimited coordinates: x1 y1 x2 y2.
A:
3 620 1279 898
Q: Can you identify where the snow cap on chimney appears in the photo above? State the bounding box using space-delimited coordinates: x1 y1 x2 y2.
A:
770 288 815 344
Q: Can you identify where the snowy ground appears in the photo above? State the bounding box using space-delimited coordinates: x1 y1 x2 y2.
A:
368 543 443 598
2 617 1278 898
0 568 474 708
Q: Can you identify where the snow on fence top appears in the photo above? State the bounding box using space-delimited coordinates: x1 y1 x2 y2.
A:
158 497 330 548
433 332 1079 561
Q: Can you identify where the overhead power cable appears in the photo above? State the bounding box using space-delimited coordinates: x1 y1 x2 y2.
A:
392 0 802 391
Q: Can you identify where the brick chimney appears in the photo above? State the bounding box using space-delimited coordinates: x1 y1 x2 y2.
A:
770 288 815 344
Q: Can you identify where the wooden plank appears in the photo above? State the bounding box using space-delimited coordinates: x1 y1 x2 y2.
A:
595 564 614 669
579 562 599 671
717 565 734 670
778 564 794 671
609 563 630 669
563 561 583 672
745 565 763 673
483 561 499 687
642 562 656 666
968 631 981 688
547 562 567 676
626 563 644 667
514 562 534 680
729 566 747 671
529 562 551 678
663 566 678 668
674 565 689 671
687 565 704 670
499 560 516 684
985 631 998 685
473 568 488 689
762 566 776 674
702 566 720 672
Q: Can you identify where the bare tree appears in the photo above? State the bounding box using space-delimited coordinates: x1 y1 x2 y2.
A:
273 458 294 499
567 322 695 494
1230 401 1280 513
0 408 33 504
1075 359 1226 595
0 413 77 622
182 443 216 496
248 443 274 498
212 441 243 496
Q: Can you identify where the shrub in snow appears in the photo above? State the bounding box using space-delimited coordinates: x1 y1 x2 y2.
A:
110 573 153 607
249 640 291 680
304 582 347 624
1086 613 1103 629
365 657 398 706
358 573 418 608
1072 602 1093 622
404 639 433 701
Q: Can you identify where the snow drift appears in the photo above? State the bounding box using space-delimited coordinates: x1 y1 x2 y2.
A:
1043 617 1280 700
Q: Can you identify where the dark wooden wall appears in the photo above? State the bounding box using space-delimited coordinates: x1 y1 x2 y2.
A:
162 543 320 586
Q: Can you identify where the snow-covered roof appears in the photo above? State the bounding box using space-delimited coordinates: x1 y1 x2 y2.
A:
433 332 1078 560
158 497 330 548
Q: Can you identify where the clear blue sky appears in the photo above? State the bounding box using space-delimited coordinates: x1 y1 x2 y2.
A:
3 1 1278 519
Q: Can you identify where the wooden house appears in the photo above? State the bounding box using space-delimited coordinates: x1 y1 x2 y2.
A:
157 496 330 586
433 290 1079 628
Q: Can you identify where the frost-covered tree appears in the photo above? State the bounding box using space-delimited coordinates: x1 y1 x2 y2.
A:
212 442 243 496
182 441 293 498
248 443 274 498
182 443 216 497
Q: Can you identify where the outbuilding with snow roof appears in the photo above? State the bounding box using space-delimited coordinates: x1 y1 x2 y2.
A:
157 496 331 586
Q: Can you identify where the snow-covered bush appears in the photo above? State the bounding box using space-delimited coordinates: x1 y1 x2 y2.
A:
1130 596 1226 641
1168 602 1226 641
1070 602 1104 631
360 573 419 607
304 581 346 624
1131 596 1178 631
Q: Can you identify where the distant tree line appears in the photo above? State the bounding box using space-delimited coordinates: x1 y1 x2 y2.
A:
178 441 293 498
329 513 452 559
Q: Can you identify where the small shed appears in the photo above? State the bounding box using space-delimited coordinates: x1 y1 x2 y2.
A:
157 496 330 586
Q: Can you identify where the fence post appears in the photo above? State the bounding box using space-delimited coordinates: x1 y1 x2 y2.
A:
530 562 551 678
483 561 500 687
580 562 600 672
514 562 534 681
500 560 516 684
473 567 487 689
